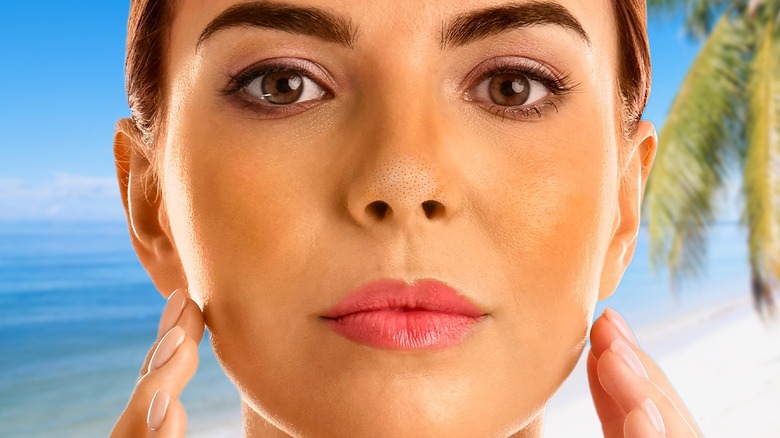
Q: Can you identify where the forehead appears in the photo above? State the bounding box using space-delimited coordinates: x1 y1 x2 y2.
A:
171 0 618 58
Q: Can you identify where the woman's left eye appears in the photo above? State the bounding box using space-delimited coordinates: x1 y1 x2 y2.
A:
242 69 327 105
469 71 551 107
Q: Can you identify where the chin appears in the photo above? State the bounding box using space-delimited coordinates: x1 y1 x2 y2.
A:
218 342 570 438
241 386 545 438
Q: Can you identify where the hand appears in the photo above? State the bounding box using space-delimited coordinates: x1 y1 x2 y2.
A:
588 308 704 437
110 289 205 437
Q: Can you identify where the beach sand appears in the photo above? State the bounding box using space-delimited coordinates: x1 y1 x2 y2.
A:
188 294 780 437
544 295 780 437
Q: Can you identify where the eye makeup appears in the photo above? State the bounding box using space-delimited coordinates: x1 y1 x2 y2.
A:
220 58 335 119
462 56 580 121
218 54 580 122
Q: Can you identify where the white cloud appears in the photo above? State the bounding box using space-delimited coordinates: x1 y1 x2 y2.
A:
0 173 125 220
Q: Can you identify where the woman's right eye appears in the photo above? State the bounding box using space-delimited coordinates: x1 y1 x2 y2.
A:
242 69 328 105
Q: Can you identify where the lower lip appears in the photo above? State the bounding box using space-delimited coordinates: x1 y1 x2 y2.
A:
325 309 483 350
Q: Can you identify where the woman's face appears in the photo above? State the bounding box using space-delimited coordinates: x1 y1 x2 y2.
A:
122 0 656 436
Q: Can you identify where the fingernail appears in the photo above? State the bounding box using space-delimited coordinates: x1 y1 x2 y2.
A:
610 338 648 379
147 389 170 431
641 398 666 435
148 326 185 373
158 289 187 339
604 307 638 346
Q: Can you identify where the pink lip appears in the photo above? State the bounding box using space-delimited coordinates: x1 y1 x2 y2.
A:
322 278 487 350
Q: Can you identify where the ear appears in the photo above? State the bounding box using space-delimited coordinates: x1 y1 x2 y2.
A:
114 118 186 299
598 120 658 300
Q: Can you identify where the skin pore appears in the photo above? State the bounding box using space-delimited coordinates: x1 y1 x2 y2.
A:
115 0 658 436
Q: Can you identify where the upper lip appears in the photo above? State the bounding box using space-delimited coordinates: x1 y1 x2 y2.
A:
321 277 486 319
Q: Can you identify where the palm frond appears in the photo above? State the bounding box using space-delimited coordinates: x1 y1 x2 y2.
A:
743 7 780 314
642 11 752 285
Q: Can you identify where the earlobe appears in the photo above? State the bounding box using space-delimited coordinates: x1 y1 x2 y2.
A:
597 120 658 300
114 118 186 298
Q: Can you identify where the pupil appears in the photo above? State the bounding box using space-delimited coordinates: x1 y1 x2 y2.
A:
500 79 525 97
261 71 304 104
276 76 302 94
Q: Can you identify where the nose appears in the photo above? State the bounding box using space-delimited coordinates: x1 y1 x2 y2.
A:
344 112 463 229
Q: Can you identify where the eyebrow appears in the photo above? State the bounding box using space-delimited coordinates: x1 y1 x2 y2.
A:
197 1 358 49
441 1 590 49
197 1 588 52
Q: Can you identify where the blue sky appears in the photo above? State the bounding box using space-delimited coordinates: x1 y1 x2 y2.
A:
0 2 706 220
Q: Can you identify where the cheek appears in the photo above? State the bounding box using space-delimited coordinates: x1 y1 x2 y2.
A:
468 114 617 353
161 97 333 310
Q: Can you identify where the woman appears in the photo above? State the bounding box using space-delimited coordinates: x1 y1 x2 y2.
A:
110 0 703 436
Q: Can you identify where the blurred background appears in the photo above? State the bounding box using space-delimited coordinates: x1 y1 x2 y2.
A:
0 1 778 437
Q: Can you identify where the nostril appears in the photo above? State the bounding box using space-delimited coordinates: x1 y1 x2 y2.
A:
422 200 444 219
366 200 390 219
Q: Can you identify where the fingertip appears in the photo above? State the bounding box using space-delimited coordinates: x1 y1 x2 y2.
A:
178 300 206 345
148 326 186 374
147 389 170 432
590 307 640 360
589 313 616 359
604 307 638 346
642 398 666 435
157 290 187 339
623 398 666 438
135 334 200 402
148 392 187 437
609 337 649 380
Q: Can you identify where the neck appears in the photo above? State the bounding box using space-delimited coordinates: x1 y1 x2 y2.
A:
241 400 546 438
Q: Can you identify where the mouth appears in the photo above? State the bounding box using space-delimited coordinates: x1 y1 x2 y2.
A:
321 278 488 350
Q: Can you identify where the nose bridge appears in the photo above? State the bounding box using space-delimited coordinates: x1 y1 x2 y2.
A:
345 64 461 228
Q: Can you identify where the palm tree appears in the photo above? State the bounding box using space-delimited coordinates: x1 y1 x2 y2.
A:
642 0 780 319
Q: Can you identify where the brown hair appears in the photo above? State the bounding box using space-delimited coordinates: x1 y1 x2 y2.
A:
614 0 652 140
121 0 174 188
122 0 650 181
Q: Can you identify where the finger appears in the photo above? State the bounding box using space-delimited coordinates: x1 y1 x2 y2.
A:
624 399 666 438
140 290 203 378
158 289 188 339
591 309 703 434
590 310 685 408
589 308 632 360
140 339 162 381
112 328 198 437
631 347 699 430
597 339 699 437
140 327 199 399
110 327 198 438
147 390 187 437
176 297 205 345
139 290 187 378
587 349 625 437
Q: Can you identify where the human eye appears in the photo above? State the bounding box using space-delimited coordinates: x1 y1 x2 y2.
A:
464 57 578 121
220 58 333 118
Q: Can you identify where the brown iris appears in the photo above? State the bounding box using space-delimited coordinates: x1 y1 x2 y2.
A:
489 73 531 106
261 70 304 104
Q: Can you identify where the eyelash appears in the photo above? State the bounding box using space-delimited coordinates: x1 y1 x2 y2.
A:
220 58 578 121
464 58 578 121
220 59 334 118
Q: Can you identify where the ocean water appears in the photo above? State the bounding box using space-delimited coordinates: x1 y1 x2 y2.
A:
0 220 750 437
0 221 241 437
